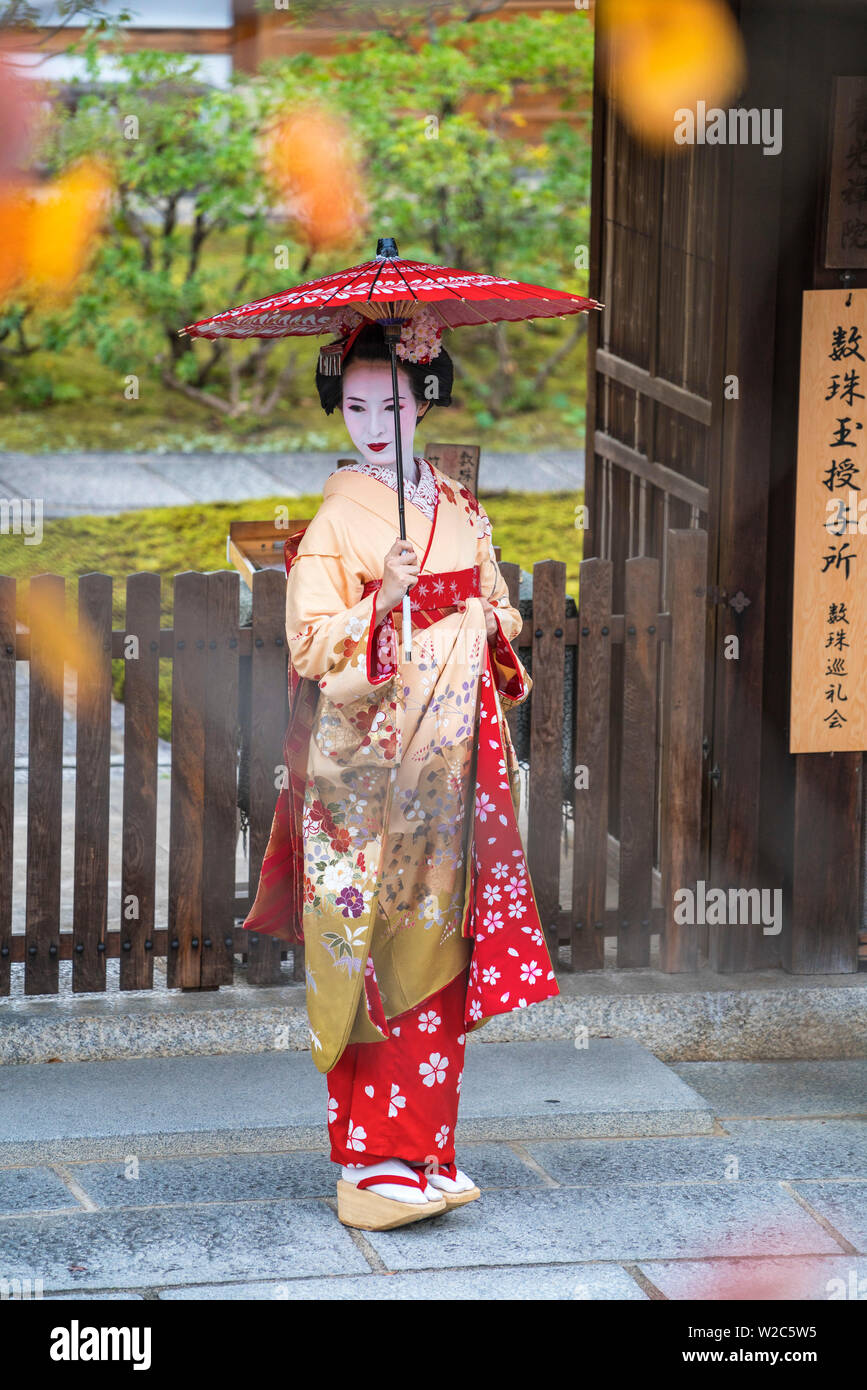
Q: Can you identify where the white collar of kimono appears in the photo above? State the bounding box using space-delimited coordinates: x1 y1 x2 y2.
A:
339 455 438 522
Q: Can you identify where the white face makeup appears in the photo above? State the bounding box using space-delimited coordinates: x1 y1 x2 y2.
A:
340 359 426 470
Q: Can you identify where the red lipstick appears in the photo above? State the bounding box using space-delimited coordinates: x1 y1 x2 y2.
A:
367 442 388 452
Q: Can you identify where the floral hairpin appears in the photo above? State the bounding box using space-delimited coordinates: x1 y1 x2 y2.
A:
318 304 444 376
394 305 444 365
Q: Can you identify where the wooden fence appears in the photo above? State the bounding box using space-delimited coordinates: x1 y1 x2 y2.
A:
0 527 708 997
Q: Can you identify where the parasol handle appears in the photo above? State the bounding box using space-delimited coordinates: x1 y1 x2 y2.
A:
385 326 413 663
401 593 413 663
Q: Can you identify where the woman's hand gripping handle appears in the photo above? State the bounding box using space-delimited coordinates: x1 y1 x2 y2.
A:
374 536 419 661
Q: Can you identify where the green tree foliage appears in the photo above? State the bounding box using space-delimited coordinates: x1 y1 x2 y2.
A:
8 11 594 425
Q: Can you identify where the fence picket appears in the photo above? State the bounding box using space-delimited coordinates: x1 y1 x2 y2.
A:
167 572 208 988
120 573 161 991
618 556 660 967
247 567 290 985
660 530 707 971
571 557 613 971
528 559 567 958
201 571 240 987
72 573 113 993
25 574 65 996
0 576 15 996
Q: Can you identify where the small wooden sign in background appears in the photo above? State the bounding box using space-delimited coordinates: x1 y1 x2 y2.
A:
824 76 867 271
790 288 866 753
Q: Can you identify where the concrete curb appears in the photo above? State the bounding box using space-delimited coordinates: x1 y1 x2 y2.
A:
1 976 865 1065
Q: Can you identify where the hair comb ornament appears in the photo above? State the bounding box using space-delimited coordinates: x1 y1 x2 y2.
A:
317 305 444 375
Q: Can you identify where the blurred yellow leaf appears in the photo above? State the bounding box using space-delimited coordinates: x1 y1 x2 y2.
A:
262 105 368 253
26 159 114 301
598 0 746 149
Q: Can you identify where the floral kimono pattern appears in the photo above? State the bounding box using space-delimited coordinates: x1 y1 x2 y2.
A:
243 458 558 1073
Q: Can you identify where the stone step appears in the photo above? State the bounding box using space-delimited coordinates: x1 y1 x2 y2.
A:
0 1039 713 1165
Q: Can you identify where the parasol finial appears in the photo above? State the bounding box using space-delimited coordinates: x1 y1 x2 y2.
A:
375 236 399 260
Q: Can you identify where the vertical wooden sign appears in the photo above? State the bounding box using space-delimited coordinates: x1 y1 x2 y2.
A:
824 76 867 271
790 288 867 753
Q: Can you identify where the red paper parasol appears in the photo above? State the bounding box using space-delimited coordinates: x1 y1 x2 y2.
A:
179 237 603 658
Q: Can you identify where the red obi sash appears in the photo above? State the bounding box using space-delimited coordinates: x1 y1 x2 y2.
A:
361 565 481 613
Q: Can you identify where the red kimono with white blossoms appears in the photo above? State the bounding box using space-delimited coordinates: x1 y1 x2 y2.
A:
243 457 558 1168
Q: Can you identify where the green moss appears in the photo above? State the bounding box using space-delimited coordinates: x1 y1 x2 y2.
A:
3 489 581 740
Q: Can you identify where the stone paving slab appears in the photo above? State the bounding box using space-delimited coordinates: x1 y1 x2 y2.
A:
0 1039 713 1166
0 454 193 514
362 1182 843 1270
670 1061 867 1117
0 1198 369 1293
44 1290 146 1300
637 1254 867 1301
158 1263 647 1300
138 452 302 503
68 1142 542 1211
0 1166 79 1217
0 449 584 520
790 1181 867 1251
523 1119 867 1186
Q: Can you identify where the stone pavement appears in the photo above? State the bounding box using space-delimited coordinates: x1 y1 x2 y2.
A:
0 1046 864 1301
0 448 584 519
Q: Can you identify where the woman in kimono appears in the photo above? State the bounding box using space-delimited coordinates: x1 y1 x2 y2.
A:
244 308 558 1231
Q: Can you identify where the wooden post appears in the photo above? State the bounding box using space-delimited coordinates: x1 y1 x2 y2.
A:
201 570 240 988
25 575 65 996
0 576 15 997
571 557 612 971
247 567 289 985
618 556 659 968
167 572 207 988
660 531 707 972
120 573 161 991
528 559 567 959
790 755 861 973
72 573 113 993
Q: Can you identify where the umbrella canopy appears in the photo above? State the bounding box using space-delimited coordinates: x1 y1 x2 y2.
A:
178 238 602 341
177 237 602 662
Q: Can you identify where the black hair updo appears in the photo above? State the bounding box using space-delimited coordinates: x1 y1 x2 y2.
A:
316 320 454 415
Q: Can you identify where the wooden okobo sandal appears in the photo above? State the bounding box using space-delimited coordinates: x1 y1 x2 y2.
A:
412 1161 481 1208
336 1172 448 1231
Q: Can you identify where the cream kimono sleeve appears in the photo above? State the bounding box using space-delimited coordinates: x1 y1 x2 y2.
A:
286 508 399 766
475 500 532 713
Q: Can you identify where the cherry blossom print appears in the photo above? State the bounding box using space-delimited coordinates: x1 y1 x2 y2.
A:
346 1120 367 1151
462 642 558 1030
418 1010 441 1033
419 1052 449 1086
327 1097 338 1125
326 972 469 1169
